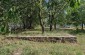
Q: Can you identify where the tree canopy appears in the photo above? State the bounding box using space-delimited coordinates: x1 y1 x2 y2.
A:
0 0 85 34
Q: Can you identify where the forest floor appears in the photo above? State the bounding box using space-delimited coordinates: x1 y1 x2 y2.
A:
0 29 85 55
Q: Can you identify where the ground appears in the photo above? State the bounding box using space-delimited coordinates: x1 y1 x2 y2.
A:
0 29 85 55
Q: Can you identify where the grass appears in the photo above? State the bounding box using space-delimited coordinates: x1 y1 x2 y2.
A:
0 42 18 55
6 29 73 37
0 29 85 55
21 43 84 55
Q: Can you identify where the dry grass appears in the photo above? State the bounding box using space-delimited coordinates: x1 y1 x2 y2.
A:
0 29 85 55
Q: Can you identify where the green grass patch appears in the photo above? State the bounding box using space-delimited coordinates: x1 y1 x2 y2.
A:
0 44 18 55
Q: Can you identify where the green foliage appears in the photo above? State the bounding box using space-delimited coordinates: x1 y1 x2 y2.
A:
79 4 85 23
69 0 80 8
0 0 85 33
71 11 80 26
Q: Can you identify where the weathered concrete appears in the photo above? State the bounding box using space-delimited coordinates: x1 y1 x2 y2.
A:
5 35 77 43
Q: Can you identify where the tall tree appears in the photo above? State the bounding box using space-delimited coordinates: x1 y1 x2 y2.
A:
68 0 81 31
37 0 45 34
79 2 85 30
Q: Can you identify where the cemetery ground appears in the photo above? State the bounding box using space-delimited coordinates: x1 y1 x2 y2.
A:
0 28 85 55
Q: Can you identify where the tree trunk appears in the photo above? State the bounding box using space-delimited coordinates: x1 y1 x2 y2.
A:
41 24 44 34
38 8 44 34
49 14 53 31
28 16 33 29
39 16 44 34
81 21 84 31
23 21 26 29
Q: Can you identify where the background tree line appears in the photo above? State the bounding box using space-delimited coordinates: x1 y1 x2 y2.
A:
0 0 85 34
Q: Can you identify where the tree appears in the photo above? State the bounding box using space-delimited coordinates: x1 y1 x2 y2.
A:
37 0 46 34
0 0 85 34
68 0 81 31
47 0 68 31
79 3 85 30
